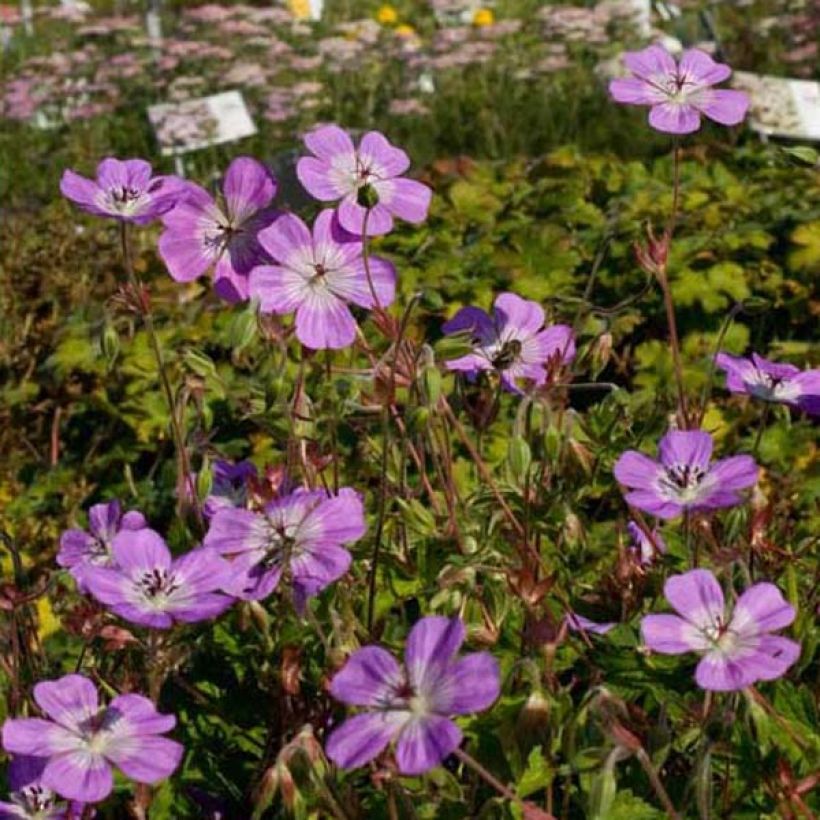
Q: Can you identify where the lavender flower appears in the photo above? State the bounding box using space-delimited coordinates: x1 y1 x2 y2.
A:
443 292 575 394
715 352 820 415
203 459 258 520
326 616 499 774
158 156 278 303
641 569 800 690
248 210 395 350
0 756 84 819
81 529 234 628
203 487 365 603
2 675 183 803
614 430 758 519
296 125 432 236
626 520 666 566
609 45 749 134
60 158 186 224
57 500 147 581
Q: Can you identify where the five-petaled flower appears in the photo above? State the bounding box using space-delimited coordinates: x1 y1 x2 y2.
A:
715 352 820 416
81 529 234 628
249 209 396 349
60 157 186 224
609 45 749 134
1 674 183 803
641 569 800 690
614 430 758 519
57 500 147 585
203 487 365 604
442 292 575 394
158 156 278 302
326 616 500 774
296 125 432 236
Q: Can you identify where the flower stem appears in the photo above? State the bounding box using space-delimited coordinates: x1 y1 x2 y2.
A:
752 402 771 456
119 222 203 529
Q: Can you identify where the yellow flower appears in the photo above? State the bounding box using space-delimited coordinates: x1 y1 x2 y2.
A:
472 8 495 26
287 0 311 19
395 23 416 38
376 4 398 25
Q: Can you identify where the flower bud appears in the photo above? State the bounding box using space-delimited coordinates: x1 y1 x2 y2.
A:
507 435 532 481
421 366 442 407
101 320 120 367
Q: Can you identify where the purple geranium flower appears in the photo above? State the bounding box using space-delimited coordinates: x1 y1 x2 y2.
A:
0 756 84 819
60 157 186 224
81 529 234 629
296 125 432 236
442 292 575 394
2 675 183 803
326 616 500 775
248 209 396 350
57 500 147 581
715 352 820 416
158 156 278 303
626 520 666 566
614 430 758 519
203 487 365 603
641 569 800 690
609 45 749 134
203 459 259 520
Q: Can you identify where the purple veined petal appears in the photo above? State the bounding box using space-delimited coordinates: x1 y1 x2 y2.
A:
358 131 411 178
290 544 352 595
159 183 216 229
624 489 682 519
81 566 132 609
107 694 176 736
213 261 250 305
528 324 575 365
405 616 465 692
706 455 758 492
299 488 367 546
622 44 677 82
7 754 48 791
105 734 184 784
678 49 732 87
59 170 106 216
222 156 276 224
337 255 397 310
395 715 462 775
111 529 171 574
372 177 432 224
158 226 219 283
693 489 745 510
96 157 135 191
751 353 801 381
442 306 495 342
121 510 148 531
203 507 268 556
613 450 662 491
730 583 795 636
695 89 750 127
122 159 153 190
444 353 494 376
337 196 394 236
648 102 702 134
566 614 617 636
694 651 757 691
296 156 348 201
502 361 547 392
791 369 820 413
736 635 801 682
249 264 311 314
429 653 500 714
325 711 405 770
56 529 96 569
108 603 175 629
88 500 122 542
2 718 82 757
304 124 356 162
330 646 404 707
658 430 714 472
294 289 358 350
256 212 313 265
221 551 281 601
609 77 664 106
641 613 708 653
169 592 235 623
42 751 113 803
714 352 755 394
493 293 544 338
171 548 231 593
33 676 99 732
664 570 724 631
